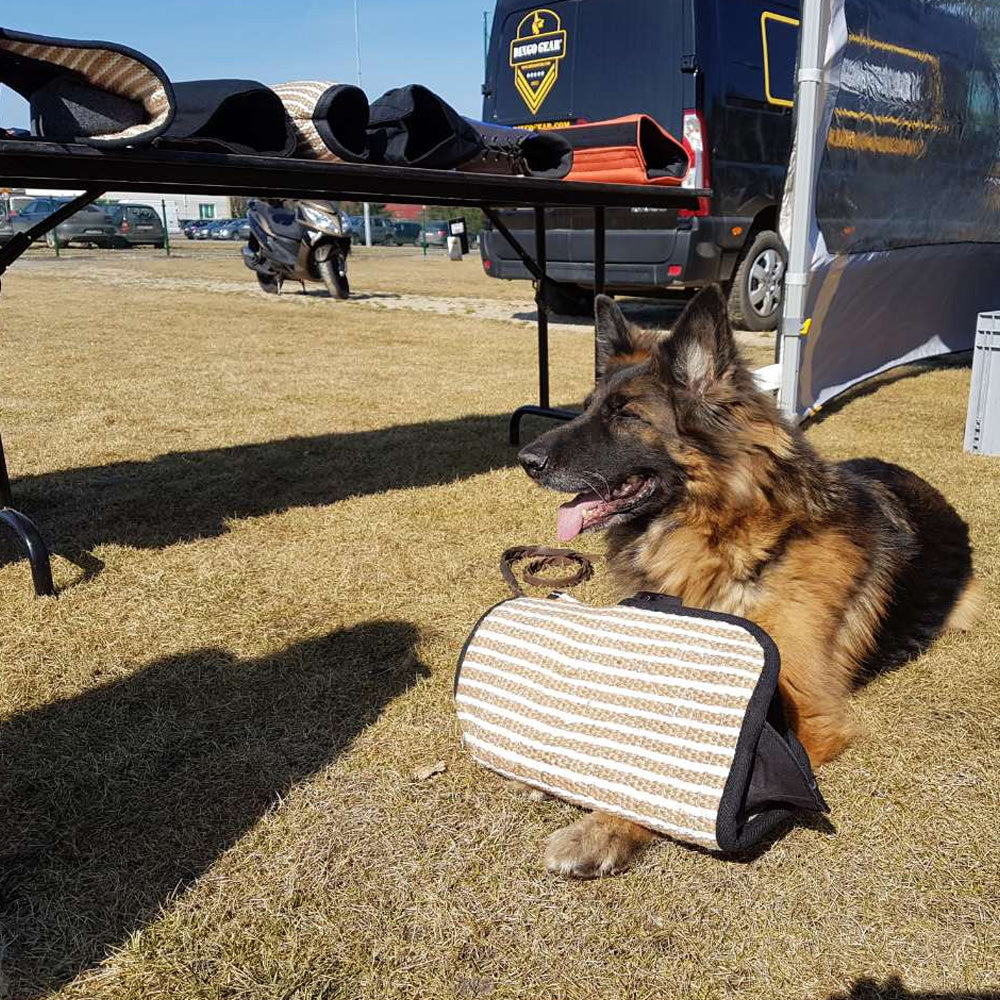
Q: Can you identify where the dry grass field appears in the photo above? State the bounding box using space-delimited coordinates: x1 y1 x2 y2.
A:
0 245 997 1000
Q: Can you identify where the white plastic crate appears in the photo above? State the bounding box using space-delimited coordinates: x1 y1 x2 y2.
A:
965 312 1000 455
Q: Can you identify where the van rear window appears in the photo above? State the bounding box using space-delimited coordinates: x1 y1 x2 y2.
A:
485 0 687 133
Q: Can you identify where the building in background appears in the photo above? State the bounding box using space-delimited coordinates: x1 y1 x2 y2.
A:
109 192 233 230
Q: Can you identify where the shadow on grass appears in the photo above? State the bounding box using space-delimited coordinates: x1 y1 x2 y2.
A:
281 289 402 301
803 353 972 428
511 295 689 328
1 411 521 569
0 620 427 999
830 977 1000 999
724 808 837 865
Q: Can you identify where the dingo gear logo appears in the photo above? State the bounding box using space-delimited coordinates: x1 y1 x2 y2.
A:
509 8 567 116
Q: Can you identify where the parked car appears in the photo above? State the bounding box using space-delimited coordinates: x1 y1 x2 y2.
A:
2 196 118 248
348 214 398 245
107 203 166 247
183 219 214 239
393 220 423 245
195 219 229 239
0 212 17 246
420 220 450 247
0 194 32 240
214 218 250 240
480 0 799 330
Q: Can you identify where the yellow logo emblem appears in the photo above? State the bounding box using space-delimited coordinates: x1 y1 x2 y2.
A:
509 8 568 116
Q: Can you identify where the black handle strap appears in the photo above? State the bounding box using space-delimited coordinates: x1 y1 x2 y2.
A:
500 545 599 597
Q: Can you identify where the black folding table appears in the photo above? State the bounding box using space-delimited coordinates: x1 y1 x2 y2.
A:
0 138 707 596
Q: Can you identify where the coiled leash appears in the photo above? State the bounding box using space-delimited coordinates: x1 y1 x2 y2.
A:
500 545 599 597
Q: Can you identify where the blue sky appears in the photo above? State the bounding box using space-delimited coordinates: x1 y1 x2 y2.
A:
1 1 496 130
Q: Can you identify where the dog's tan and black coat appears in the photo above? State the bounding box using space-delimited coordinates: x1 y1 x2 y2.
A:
518 285 981 877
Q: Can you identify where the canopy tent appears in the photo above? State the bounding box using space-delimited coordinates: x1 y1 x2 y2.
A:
778 0 1000 418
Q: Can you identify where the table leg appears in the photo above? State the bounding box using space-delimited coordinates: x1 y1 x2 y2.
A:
486 207 579 445
0 508 56 596
0 272 59 596
593 206 606 379
0 411 55 596
0 422 11 509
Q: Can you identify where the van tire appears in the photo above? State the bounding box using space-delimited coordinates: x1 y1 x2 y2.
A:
544 281 595 318
727 230 786 333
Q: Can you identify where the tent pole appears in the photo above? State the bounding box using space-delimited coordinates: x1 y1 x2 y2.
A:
778 0 829 418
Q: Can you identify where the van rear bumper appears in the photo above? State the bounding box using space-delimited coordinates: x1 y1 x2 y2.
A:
480 217 736 291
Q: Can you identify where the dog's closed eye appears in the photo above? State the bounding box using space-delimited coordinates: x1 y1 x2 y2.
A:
612 405 649 425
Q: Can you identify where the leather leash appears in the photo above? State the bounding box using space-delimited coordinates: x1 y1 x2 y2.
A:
500 545 599 597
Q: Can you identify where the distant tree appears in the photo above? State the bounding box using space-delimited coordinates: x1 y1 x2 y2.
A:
457 206 487 235
419 205 487 234
342 201 387 216
229 196 251 218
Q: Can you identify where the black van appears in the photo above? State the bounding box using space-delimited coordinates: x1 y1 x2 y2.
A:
479 0 800 330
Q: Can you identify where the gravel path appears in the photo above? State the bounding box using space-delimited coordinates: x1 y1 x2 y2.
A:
13 255 771 347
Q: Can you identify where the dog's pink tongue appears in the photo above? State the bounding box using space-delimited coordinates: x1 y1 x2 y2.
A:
556 492 604 542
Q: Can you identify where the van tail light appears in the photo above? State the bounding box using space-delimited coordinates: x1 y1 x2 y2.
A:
679 108 710 218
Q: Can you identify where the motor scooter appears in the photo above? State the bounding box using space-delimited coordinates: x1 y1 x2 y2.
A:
242 199 352 298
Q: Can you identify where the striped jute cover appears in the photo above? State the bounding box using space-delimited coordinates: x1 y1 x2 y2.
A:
456 593 826 853
271 81 371 163
272 82 339 159
0 28 174 145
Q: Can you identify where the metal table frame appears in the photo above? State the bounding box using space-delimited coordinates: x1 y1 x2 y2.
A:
0 139 707 596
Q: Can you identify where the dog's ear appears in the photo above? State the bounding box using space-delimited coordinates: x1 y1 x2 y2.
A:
655 285 738 396
594 295 650 379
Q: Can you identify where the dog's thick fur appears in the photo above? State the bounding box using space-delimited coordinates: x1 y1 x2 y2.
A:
518 286 981 877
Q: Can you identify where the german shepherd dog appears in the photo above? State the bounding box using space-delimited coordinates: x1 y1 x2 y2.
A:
517 285 981 878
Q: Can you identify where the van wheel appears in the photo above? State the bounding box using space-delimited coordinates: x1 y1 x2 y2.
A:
544 281 594 317
727 230 786 332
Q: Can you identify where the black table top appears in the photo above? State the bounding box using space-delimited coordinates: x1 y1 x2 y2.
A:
0 139 710 210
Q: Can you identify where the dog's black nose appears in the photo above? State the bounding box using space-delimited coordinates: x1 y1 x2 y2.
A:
518 445 549 478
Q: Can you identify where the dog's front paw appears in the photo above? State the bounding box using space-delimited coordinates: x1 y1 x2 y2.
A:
508 779 550 802
544 812 655 879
